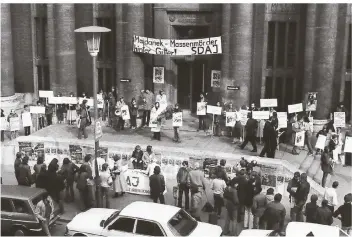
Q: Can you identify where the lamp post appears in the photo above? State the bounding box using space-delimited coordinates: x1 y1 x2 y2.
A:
74 26 111 208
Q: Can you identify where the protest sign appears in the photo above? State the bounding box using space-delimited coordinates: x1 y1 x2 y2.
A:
240 110 249 126
121 105 130 120
211 70 221 88
48 97 62 104
172 112 182 127
277 112 288 128
10 117 20 131
225 112 236 127
39 90 54 98
288 103 303 114
260 99 278 108
124 169 150 195
315 135 327 150
0 117 7 130
206 105 222 115
153 67 164 84
61 97 78 104
197 102 206 115
344 137 352 153
252 111 270 120
30 106 45 114
295 131 305 147
22 112 33 127
97 94 104 109
306 92 318 111
149 120 158 128
133 35 222 56
334 112 345 127
79 98 94 107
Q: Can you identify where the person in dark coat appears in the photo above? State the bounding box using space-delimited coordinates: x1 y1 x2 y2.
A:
232 169 248 223
304 194 319 223
1 109 5 142
60 158 79 202
130 98 138 129
46 158 65 213
149 166 165 204
77 100 90 139
259 118 277 158
214 159 229 184
316 199 333 225
287 172 300 221
239 112 258 152
33 155 45 182
176 161 190 210
252 187 267 229
14 152 22 184
321 146 334 187
132 145 144 169
35 164 48 189
56 93 65 124
262 193 286 233
18 156 33 186
75 165 90 211
223 179 240 236
294 173 310 222
333 193 352 234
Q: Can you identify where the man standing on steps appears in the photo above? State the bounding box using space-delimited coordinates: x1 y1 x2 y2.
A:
239 112 258 152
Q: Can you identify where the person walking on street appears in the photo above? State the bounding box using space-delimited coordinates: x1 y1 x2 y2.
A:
287 171 300 221
149 166 166 204
189 162 206 221
324 181 339 213
239 112 258 152
321 146 334 187
316 199 333 225
34 193 52 236
304 194 319 223
18 156 33 186
223 179 240 236
266 188 275 203
14 152 22 184
294 173 310 222
60 158 79 202
176 161 191 210
252 187 267 229
100 163 113 208
262 193 286 233
211 172 227 217
33 155 45 183
46 159 65 213
333 193 352 235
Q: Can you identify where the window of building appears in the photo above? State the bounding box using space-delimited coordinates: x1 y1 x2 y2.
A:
1 198 13 212
135 220 164 236
267 22 275 68
347 24 351 71
265 76 295 111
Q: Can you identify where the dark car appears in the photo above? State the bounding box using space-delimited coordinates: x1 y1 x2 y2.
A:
1 185 60 236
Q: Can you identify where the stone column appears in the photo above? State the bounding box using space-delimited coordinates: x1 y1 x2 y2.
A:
220 4 232 104
121 4 145 102
115 4 124 95
48 4 77 95
302 4 317 97
1 4 15 97
230 4 254 108
313 4 339 119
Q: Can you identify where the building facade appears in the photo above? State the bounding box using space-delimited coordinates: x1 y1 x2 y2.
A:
1 3 351 120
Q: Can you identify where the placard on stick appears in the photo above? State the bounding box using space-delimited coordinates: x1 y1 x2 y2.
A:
48 97 62 104
252 111 270 120
197 102 206 115
260 99 278 108
172 112 182 127
30 106 45 114
0 117 7 130
277 112 288 128
344 136 352 153
225 112 236 127
334 112 345 128
288 103 303 114
22 112 33 127
206 105 222 115
39 90 54 98
10 117 20 131
315 135 327 150
61 97 78 105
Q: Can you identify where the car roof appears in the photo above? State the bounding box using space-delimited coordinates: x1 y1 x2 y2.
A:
1 185 46 200
286 222 339 237
120 201 180 223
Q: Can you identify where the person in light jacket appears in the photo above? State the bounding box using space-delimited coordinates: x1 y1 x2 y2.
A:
112 155 127 198
77 100 90 139
7 109 19 139
34 193 52 236
141 89 154 127
115 97 126 131
156 90 167 112
142 145 156 168
173 103 182 142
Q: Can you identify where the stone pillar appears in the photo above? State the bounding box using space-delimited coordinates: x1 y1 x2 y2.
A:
313 4 339 119
220 4 232 104
121 4 145 102
1 4 15 97
115 4 124 95
48 4 77 95
230 4 254 108
302 4 317 97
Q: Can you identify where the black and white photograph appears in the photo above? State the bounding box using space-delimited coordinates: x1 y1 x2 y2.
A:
1 2 352 237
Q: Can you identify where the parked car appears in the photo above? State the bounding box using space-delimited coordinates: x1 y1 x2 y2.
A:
238 222 350 237
1 185 61 236
65 201 222 236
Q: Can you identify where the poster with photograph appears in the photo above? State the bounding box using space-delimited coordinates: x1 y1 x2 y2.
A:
97 94 104 109
206 105 222 115
121 105 131 120
0 117 7 130
172 112 182 127
19 142 45 164
10 117 20 131
277 112 288 128
69 145 83 164
44 142 70 166
344 136 352 153
240 110 249 126
197 102 206 115
225 112 236 127
315 135 327 150
252 111 270 120
295 131 305 147
153 66 164 84
288 103 303 114
188 157 203 170
334 112 345 128
306 92 318 111
211 70 221 88
22 112 33 127
260 99 278 108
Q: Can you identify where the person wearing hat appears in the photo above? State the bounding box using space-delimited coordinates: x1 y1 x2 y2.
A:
77 99 89 139
172 103 182 143
333 193 352 235
149 166 166 204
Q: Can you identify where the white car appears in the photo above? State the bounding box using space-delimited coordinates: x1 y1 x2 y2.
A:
65 201 222 236
238 222 351 237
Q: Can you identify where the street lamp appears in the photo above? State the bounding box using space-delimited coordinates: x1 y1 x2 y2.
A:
74 26 111 208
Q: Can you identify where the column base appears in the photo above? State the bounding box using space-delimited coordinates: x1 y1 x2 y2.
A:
0 93 36 115
313 119 329 133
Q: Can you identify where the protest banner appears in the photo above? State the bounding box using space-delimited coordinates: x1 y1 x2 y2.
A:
277 112 288 128
79 98 94 107
10 117 20 131
39 90 54 98
211 70 221 88
124 169 150 195
48 97 62 104
252 111 270 120
240 110 249 126
197 102 206 115
334 112 345 127
30 106 45 114
288 103 303 114
295 131 305 147
344 136 352 153
206 105 222 115
315 135 327 150
153 66 164 84
260 99 278 108
172 112 182 127
61 97 78 104
121 105 131 120
133 35 222 55
22 112 33 127
1 117 8 130
306 92 318 111
97 94 104 109
225 112 236 127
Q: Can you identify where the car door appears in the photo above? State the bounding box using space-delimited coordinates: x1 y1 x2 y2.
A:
12 199 38 228
1 198 15 233
102 216 136 237
133 219 166 237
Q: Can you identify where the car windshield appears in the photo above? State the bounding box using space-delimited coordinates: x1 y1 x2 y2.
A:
103 211 120 227
168 209 197 236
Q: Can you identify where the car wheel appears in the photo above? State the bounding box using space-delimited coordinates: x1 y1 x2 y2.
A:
12 227 27 236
